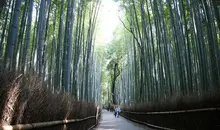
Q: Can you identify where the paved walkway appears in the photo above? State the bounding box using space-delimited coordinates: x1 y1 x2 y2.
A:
94 110 154 130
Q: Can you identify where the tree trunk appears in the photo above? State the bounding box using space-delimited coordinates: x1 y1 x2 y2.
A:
4 0 22 69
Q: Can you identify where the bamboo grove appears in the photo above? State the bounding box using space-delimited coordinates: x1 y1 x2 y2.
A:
113 0 220 104
0 0 102 103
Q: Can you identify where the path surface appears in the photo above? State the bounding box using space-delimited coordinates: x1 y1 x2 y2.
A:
94 110 154 130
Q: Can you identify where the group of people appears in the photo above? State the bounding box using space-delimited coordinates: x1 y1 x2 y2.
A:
106 103 121 118
114 106 121 118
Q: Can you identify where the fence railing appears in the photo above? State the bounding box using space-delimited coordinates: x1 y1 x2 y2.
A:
89 106 102 130
122 107 220 114
121 107 220 130
121 114 175 130
0 106 101 130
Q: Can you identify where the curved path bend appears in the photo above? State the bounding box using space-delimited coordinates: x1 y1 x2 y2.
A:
93 110 154 130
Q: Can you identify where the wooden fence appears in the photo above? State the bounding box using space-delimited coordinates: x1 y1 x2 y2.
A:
121 107 220 130
0 107 101 130
122 107 220 114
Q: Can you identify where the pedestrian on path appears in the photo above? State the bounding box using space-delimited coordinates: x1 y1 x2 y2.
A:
114 106 121 118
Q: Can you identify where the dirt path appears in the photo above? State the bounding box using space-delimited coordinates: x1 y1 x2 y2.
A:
94 110 154 130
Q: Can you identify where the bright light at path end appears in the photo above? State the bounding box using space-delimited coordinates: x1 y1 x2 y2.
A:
96 0 122 46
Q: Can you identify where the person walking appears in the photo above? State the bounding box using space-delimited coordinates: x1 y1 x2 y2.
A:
114 106 121 118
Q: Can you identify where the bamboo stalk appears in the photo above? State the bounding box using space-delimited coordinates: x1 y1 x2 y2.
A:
122 107 220 115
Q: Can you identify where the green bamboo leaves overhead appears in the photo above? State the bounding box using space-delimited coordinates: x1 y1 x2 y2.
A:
1 0 219 106
0 0 102 103
115 0 220 104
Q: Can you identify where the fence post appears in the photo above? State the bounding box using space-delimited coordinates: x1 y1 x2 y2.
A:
96 106 99 124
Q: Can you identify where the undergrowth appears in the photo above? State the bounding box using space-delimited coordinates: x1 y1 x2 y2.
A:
0 70 98 130
122 92 220 112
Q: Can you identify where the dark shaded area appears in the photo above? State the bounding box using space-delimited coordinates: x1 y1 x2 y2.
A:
121 94 220 129
122 93 220 112
121 110 220 130
0 70 100 130
0 0 6 9
107 59 120 105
